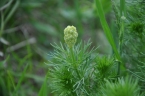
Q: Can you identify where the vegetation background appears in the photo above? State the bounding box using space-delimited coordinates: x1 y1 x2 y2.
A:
1 0 143 96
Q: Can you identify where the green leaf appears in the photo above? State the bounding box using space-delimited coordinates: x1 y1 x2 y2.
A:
38 71 49 96
94 0 121 61
31 21 58 36
12 63 29 96
4 0 20 25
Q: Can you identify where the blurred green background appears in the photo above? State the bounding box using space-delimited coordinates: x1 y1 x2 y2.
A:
0 0 112 96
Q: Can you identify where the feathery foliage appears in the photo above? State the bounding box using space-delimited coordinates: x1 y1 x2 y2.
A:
100 77 141 96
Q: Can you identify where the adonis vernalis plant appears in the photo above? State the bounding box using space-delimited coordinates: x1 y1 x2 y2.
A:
48 26 143 95
47 0 145 95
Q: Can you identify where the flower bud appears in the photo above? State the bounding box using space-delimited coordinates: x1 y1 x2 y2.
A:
64 25 78 48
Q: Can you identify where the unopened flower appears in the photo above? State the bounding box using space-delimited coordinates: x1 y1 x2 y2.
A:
64 25 78 48
121 16 126 20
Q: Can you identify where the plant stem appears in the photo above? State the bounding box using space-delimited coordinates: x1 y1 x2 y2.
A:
70 47 81 79
117 0 126 75
0 11 4 38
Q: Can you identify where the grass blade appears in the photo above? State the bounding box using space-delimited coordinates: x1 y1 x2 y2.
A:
0 11 4 37
38 71 49 96
7 70 16 90
4 0 20 25
12 63 29 96
95 0 121 61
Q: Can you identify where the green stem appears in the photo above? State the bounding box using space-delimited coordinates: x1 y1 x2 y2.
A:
70 47 81 79
70 47 75 63
0 11 4 38
117 0 126 75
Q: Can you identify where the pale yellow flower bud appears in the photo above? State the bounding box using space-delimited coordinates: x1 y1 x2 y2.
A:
64 25 78 48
